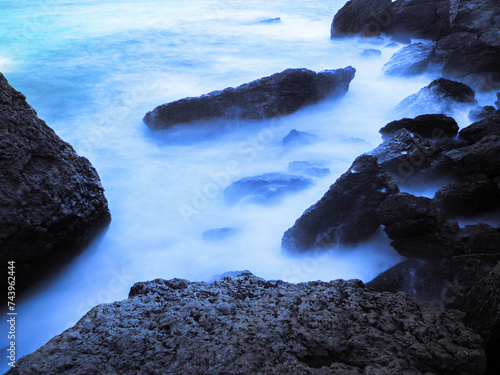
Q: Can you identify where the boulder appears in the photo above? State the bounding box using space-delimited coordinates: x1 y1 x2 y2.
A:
459 111 500 143
282 155 399 252
383 42 435 76
7 273 487 375
461 223 500 255
379 114 458 140
0 73 111 294
396 78 477 117
144 67 356 129
224 173 313 205
282 129 317 146
468 106 496 122
450 0 500 35
287 161 330 177
434 175 500 216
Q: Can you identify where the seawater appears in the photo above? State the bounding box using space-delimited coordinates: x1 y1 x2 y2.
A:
0 0 493 370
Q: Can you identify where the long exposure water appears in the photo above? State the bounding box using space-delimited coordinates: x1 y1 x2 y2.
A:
0 0 496 370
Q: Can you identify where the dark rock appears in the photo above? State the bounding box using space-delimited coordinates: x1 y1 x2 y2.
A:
459 111 500 143
224 173 313 205
7 273 487 375
282 155 399 252
330 0 392 38
369 129 441 183
390 35 411 45
461 223 500 255
282 129 317 146
287 161 330 177
496 92 500 109
383 42 435 76
450 0 500 36
468 105 496 122
464 261 500 374
435 137 470 152
202 227 240 242
396 78 477 117
0 73 111 294
360 49 381 58
256 17 281 24
380 114 458 140
384 42 399 48
434 175 500 216
376 192 461 260
144 67 356 129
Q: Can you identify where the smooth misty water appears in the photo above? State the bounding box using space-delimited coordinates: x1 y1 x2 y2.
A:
0 0 496 370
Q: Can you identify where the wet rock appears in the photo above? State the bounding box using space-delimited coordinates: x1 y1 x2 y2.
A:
287 161 330 177
434 137 470 152
434 175 500 216
383 42 435 76
461 223 500 255
0 73 111 294
496 92 500 109
360 49 381 58
202 227 240 242
7 273 487 375
468 105 496 122
144 67 356 129
396 78 477 117
282 129 317 146
379 114 458 140
459 111 500 143
282 155 399 252
224 173 313 205
390 35 412 45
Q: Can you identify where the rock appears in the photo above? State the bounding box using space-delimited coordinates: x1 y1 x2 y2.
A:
287 161 330 177
0 73 111 294
396 78 477 117
144 67 356 129
282 155 399 252
330 0 393 38
464 261 500 374
434 175 500 216
384 42 399 49
468 105 496 121
256 17 281 24
7 273 487 375
368 129 441 183
390 35 411 45
360 49 381 58
496 92 500 109
461 223 500 255
383 42 435 76
450 0 500 35
282 129 317 146
435 138 470 152
376 192 461 260
459 111 500 143
224 173 313 205
379 114 458 140
202 227 240 242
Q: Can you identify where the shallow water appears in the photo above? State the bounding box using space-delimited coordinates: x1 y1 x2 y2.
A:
0 0 497 370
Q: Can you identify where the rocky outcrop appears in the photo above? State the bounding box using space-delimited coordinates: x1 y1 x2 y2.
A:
383 42 435 76
143 67 356 129
459 110 500 143
379 114 458 140
7 272 487 375
282 155 399 252
468 106 496 122
0 73 111 294
282 129 317 146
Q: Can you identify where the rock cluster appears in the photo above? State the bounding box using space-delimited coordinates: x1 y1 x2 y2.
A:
7 272 486 375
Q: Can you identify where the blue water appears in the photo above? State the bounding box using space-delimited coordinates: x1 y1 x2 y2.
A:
1 0 493 371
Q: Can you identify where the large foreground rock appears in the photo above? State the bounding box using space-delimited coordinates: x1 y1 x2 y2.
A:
0 73 111 293
7 272 486 375
144 67 356 129
282 155 399 252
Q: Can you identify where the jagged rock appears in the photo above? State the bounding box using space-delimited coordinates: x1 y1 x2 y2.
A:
282 129 317 146
287 161 330 177
360 49 381 58
379 114 458 140
468 106 496 122
434 175 500 216
464 260 500 374
0 73 111 294
459 111 500 143
450 0 500 35
282 155 399 252
7 273 487 375
202 228 240 242
376 192 461 260
461 223 500 255
383 42 435 76
143 67 356 129
396 78 477 117
368 129 441 183
224 173 313 205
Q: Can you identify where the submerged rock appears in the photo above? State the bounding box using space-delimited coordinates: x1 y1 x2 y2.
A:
0 73 111 294
202 227 240 242
7 273 487 375
287 161 330 177
224 172 313 205
144 67 356 129
383 42 435 76
282 155 399 252
468 105 496 122
360 49 381 58
282 129 317 146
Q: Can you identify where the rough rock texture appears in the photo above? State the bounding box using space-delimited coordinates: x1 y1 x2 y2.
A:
143 67 356 129
0 73 111 293
224 173 313 205
396 78 477 117
7 273 487 375
282 155 399 252
383 43 435 76
459 111 500 143
468 106 496 122
379 114 458 140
